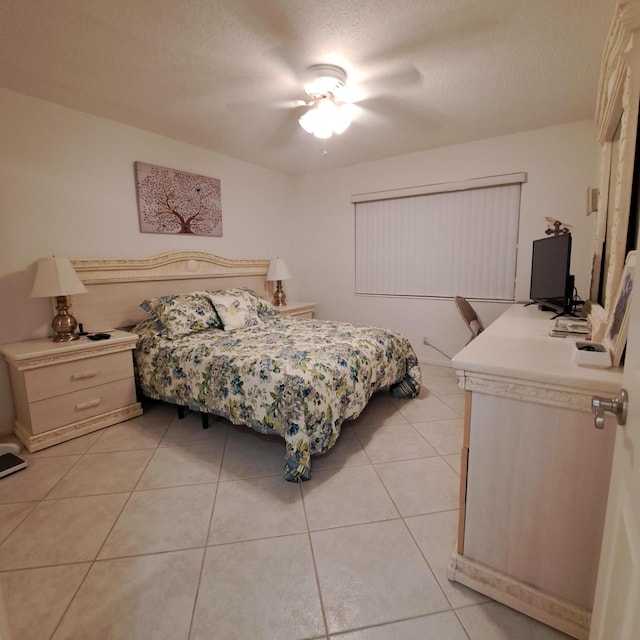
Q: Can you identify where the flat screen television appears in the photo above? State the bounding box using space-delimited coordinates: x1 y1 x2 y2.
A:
529 233 574 315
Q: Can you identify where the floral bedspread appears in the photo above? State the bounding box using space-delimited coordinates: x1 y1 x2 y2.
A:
134 316 421 481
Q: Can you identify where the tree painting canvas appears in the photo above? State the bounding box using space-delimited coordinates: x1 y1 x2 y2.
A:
134 162 222 236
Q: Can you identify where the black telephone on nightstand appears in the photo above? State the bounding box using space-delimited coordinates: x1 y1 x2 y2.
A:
78 323 111 340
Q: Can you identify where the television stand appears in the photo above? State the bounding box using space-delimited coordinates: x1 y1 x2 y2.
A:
532 304 577 319
548 308 579 320
529 275 577 318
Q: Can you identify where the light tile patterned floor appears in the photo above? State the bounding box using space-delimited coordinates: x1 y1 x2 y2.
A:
0 363 573 640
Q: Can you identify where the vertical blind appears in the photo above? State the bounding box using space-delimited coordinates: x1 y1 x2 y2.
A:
354 175 524 300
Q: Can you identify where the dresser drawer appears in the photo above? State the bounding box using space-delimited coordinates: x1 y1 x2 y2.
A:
23 351 133 402
28 378 137 434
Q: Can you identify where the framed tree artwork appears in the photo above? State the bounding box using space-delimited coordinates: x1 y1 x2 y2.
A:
134 162 222 236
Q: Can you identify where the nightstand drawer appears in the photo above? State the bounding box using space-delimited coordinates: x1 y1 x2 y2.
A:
278 302 315 318
23 351 133 402
28 378 137 434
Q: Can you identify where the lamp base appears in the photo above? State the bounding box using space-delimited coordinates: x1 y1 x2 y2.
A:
52 332 80 343
51 296 80 342
273 280 287 307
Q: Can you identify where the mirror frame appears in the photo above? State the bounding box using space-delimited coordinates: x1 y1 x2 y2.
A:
590 1 640 342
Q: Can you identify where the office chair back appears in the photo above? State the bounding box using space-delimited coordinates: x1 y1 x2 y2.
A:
455 296 483 343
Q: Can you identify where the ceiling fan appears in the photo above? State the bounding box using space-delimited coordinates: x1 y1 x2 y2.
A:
296 64 358 139
239 59 423 155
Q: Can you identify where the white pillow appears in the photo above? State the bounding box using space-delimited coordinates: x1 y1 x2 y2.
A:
208 291 263 331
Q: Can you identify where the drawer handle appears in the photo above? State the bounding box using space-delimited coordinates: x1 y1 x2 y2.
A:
71 370 98 381
74 398 101 411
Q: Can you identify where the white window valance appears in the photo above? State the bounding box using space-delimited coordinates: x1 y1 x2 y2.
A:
351 172 527 204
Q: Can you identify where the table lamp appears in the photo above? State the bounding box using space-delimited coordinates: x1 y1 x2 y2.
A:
30 256 88 342
266 257 292 306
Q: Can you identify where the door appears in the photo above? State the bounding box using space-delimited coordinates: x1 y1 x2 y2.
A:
589 264 640 638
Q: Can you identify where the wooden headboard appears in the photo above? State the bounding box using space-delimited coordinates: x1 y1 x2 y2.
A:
70 252 270 332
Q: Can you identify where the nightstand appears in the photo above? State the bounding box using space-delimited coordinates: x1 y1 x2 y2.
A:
0 330 143 452
277 301 315 319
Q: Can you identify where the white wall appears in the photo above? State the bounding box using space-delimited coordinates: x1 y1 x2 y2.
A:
291 121 601 363
0 88 296 435
0 88 601 436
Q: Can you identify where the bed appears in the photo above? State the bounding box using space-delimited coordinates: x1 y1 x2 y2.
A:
70 252 421 481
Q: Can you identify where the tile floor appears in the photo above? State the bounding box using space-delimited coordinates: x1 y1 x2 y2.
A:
0 363 573 640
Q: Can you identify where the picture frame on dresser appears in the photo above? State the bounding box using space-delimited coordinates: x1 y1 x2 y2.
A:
604 251 636 367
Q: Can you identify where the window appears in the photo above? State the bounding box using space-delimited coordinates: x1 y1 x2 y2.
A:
353 173 526 300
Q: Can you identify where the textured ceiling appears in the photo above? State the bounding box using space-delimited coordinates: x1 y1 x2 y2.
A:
0 0 617 175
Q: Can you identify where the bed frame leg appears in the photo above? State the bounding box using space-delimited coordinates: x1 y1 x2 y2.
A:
176 405 208 429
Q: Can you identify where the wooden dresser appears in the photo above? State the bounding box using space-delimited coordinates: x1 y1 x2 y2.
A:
449 304 623 639
0 330 142 452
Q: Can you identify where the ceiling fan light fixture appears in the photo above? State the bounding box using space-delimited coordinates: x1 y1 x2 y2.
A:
298 108 317 134
333 103 356 135
315 96 338 117
298 97 352 139
313 120 334 139
299 95 356 138
298 65 355 139
303 64 347 97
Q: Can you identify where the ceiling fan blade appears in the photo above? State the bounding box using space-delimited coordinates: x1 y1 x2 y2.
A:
263 42 315 86
226 97 307 113
337 63 422 104
356 95 435 133
221 0 297 43
262 107 307 151
361 64 422 93
363 4 506 63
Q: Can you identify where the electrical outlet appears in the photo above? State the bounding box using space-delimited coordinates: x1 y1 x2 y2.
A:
422 337 429 346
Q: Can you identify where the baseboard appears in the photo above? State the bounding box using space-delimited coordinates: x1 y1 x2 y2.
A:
14 403 143 452
448 552 590 640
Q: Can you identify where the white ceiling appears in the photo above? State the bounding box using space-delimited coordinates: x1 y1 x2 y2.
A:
0 0 617 176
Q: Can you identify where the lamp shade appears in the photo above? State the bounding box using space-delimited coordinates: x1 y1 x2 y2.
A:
266 258 292 282
30 257 87 298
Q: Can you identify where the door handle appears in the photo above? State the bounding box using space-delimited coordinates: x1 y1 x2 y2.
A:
591 388 628 429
